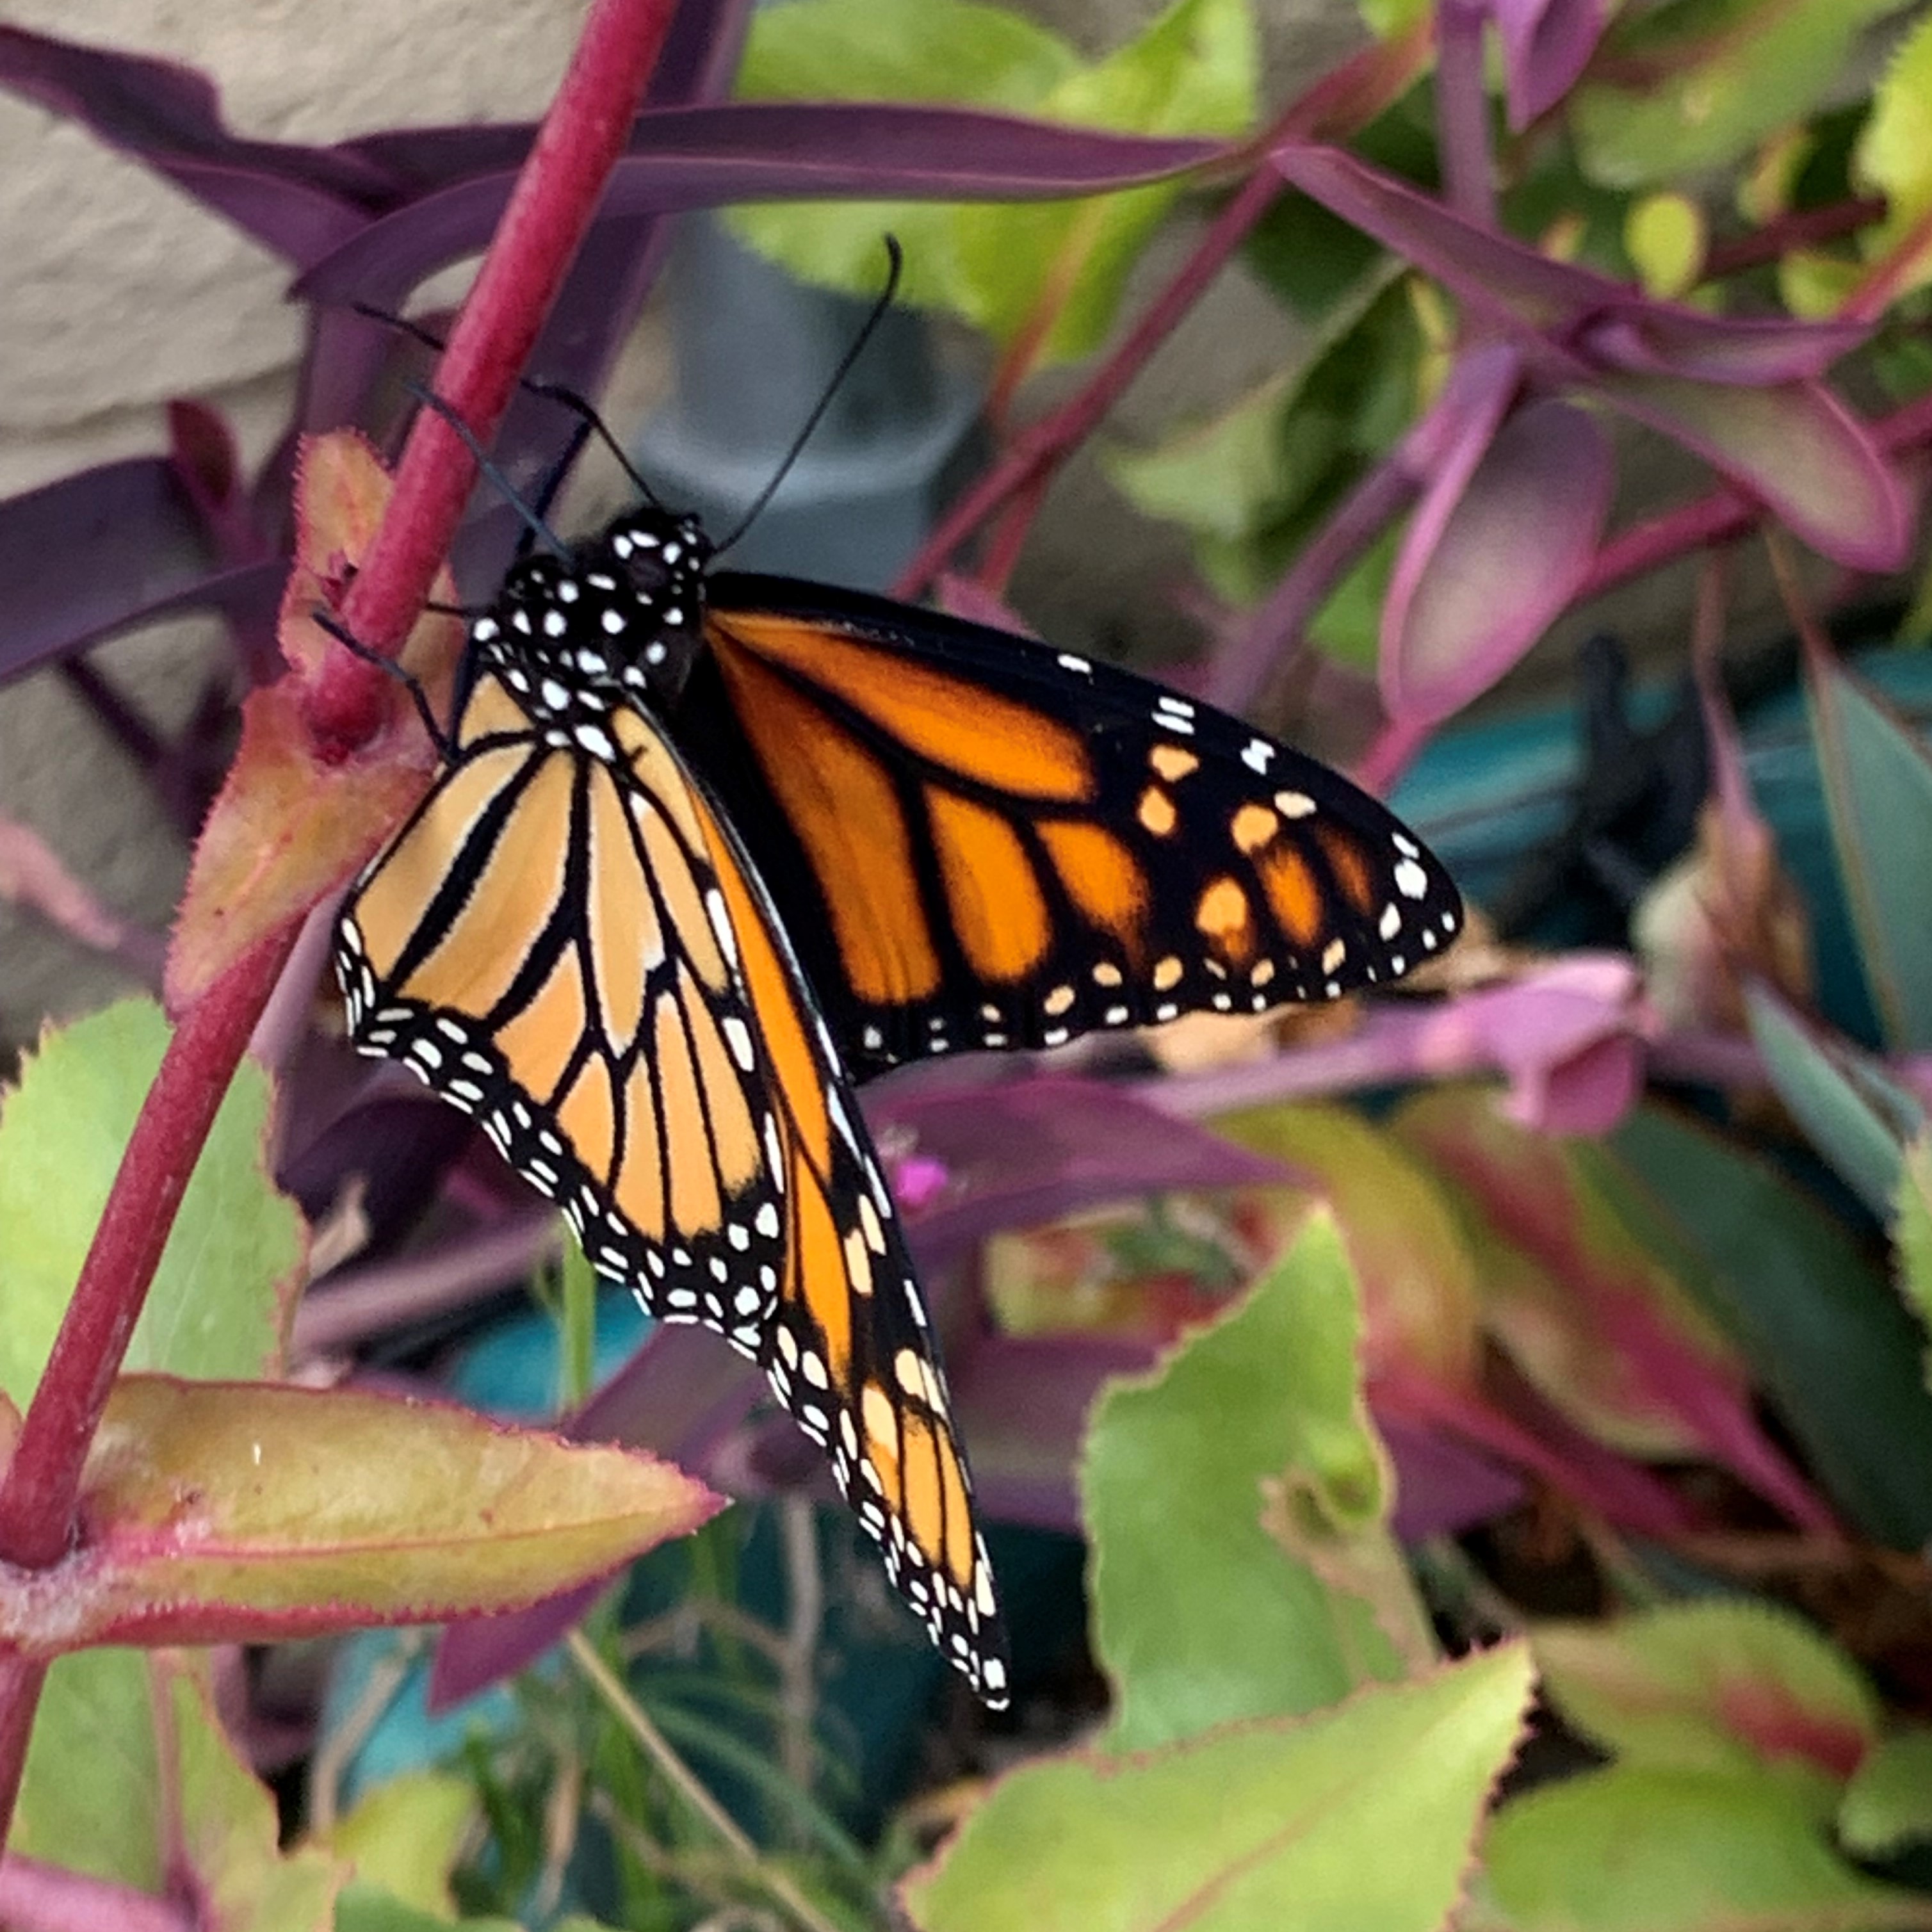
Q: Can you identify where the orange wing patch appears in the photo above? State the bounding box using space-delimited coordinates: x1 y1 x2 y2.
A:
716 610 1092 801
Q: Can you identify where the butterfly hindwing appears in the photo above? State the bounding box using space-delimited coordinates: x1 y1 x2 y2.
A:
688 771 1009 1703
683 575 1463 1075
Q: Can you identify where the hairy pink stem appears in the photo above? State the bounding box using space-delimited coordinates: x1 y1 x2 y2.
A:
305 0 681 751
0 0 681 1854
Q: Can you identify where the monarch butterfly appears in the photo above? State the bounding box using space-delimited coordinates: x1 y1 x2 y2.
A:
334 487 1460 1711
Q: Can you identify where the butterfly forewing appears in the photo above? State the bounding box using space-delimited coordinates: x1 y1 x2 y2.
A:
337 669 788 1348
686 578 1463 1074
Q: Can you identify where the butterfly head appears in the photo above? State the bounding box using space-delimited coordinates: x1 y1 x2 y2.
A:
478 507 715 720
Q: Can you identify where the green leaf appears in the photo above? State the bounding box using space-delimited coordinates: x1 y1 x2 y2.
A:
953 0 1256 361
1610 1107 1932 1549
1853 7 1932 303
902 1644 1533 1932
1572 0 1904 190
1894 1135 1932 1383
1482 1766 1927 1932
14 1651 339 1926
0 998 301 1406
733 0 1078 315
1533 1602 1879 1821
741 0 1075 102
172 1660 342 1931
1084 1208 1428 1754
731 0 1253 362
12 1650 163 1890
1839 1729 1932 1858
1805 656 1932 1049
1213 1103 1482 1384
334 1881 524 1932
1742 981 1920 1217
1624 192 1705 298
327 1773 476 1919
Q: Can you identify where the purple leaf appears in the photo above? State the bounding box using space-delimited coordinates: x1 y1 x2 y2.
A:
1272 143 1904 570
0 457 288 684
298 103 1223 307
1490 0 1612 128
1272 143 1871 383
0 26 395 263
1384 388 1613 724
1378 1415 1524 1539
1596 372 1909 571
881 1073 1294 1273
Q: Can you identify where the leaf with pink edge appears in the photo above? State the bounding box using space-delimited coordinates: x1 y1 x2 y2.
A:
1210 1103 1482 1387
1393 1087 1833 1530
1533 1602 1880 1820
1482 1765 1926 1932
0 1377 721 1655
901 1644 1534 1932
1084 1209 1430 1753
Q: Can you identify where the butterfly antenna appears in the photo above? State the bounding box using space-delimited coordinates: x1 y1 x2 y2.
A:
401 380 570 559
714 234 905 554
353 301 663 520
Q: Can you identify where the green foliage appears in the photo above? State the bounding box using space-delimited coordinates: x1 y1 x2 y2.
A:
0 998 300 1404
1481 1766 1930 1932
732 0 1256 362
905 1645 1533 1932
1894 1135 1932 1384
1855 7 1932 299
1570 0 1907 188
13 1651 339 1925
1839 1730 1932 1857
1084 1210 1425 1752
1805 658 1932 1050
1610 1107 1932 1549
1532 1602 1881 1820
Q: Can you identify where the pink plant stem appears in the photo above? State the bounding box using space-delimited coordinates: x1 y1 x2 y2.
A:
892 26 1431 603
1433 0 1498 229
305 0 681 751
0 1662 44 1870
0 928 293 1571
0 0 681 1854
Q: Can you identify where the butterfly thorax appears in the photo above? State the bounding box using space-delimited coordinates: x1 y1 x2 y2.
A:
464 508 715 737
